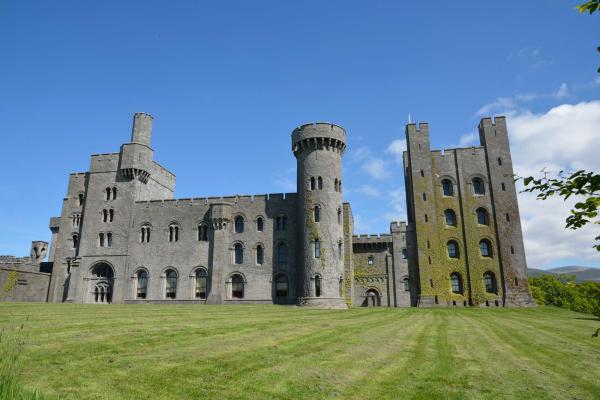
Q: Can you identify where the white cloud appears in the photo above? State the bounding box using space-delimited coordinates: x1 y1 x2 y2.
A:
385 139 407 163
553 83 570 99
362 158 390 180
355 185 382 198
459 132 478 147
507 101 600 268
476 83 571 117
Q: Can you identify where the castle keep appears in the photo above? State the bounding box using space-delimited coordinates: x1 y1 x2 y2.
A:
0 113 534 307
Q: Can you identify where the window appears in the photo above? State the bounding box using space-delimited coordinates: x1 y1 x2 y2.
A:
72 234 79 249
256 217 264 232
339 277 344 297
403 278 410 292
318 177 323 190
78 193 84 206
497 157 502 166
479 239 492 257
277 242 287 263
444 209 456 226
422 193 427 201
275 274 288 298
169 224 179 242
102 209 108 222
506 213 510 222
310 177 315 191
424 214 428 222
450 273 462 294
165 269 177 299
112 187 117 200
501 182 506 191
231 274 244 299
442 179 454 196
334 178 339 192
99 232 105 247
510 245 515 254
141 225 151 243
105 187 111 201
402 249 407 259
337 208 342 224
256 244 264 265
338 241 343 259
314 240 320 258
136 270 148 299
234 216 244 233
447 240 459 259
234 243 244 264
484 272 496 293
427 240 431 249
195 269 207 299
476 208 489 225
198 224 208 241
315 275 322 297
109 209 114 222
339 180 342 193
314 206 320 222
420 169 424 177
472 178 485 195
106 233 112 247
72 213 81 228
367 256 374 265
276 216 287 231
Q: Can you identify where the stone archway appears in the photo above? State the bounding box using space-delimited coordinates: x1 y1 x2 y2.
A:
88 262 114 304
363 288 381 307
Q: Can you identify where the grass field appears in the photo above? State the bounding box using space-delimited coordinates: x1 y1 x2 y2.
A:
0 304 599 400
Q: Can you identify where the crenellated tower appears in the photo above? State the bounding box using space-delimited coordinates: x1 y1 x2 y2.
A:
292 123 347 308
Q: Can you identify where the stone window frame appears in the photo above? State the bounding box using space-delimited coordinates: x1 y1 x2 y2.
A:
275 214 288 231
313 274 322 297
402 276 410 292
446 239 460 259
313 204 321 223
337 207 342 225
231 241 245 265
367 255 374 265
139 222 152 243
161 267 179 300
254 242 266 266
470 175 487 196
444 209 457 227
226 272 246 299
131 267 149 299
476 207 490 226
276 240 288 264
274 273 289 299
195 220 210 242
450 272 463 294
71 232 79 249
190 266 208 300
167 221 182 243
77 192 85 206
479 237 494 258
255 215 265 232
233 214 246 234
439 176 456 197
72 212 81 228
337 239 343 260
483 271 497 294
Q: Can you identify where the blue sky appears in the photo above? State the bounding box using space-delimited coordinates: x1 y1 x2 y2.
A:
0 1 598 268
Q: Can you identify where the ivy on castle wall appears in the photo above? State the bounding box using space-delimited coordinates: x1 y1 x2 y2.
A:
1 270 19 299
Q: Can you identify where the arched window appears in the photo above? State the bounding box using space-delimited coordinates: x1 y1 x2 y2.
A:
479 239 492 257
337 208 342 224
106 232 113 247
442 179 454 196
367 256 374 265
234 243 244 264
422 193 427 201
169 224 179 242
78 193 84 206
234 216 244 233
317 176 323 190
277 242 287 263
403 278 410 292
339 180 342 193
338 240 343 259
72 213 80 228
195 269 208 299
497 157 503 166
444 209 456 226
165 269 177 299
109 209 114 222
484 272 496 293
90 263 114 303
72 234 79 249
256 244 264 265
256 217 264 232
198 224 208 241
450 273 462 294
472 178 485 195
315 275 322 297
476 208 489 225
231 274 244 299
402 249 407 259
105 187 111 201
314 240 320 258
275 274 288 298
334 178 339 192
141 225 151 243
136 270 148 299
112 187 117 200
276 215 287 231
314 205 320 222
447 240 459 259
310 177 315 191
98 233 105 247
102 209 108 222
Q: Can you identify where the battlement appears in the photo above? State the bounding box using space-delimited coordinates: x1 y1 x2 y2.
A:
291 122 346 156
135 193 298 208
479 115 506 129
0 255 29 264
406 122 429 135
390 221 407 233
352 234 393 244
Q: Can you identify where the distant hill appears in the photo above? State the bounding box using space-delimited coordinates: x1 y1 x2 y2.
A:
528 266 600 282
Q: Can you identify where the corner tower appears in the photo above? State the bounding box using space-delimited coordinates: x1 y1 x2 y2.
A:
292 123 347 308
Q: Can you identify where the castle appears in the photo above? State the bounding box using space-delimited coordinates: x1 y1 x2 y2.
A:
0 113 534 307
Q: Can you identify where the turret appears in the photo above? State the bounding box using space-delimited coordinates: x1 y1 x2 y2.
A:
131 112 153 146
292 122 347 308
119 112 154 183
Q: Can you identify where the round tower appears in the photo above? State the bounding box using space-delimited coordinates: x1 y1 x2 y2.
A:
292 122 347 308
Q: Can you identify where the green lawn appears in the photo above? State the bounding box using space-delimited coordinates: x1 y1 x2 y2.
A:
0 304 599 400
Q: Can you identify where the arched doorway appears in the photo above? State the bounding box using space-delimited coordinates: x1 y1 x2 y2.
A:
89 262 114 304
363 289 381 307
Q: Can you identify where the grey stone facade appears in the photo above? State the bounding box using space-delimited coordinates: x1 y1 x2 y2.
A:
1 113 534 307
